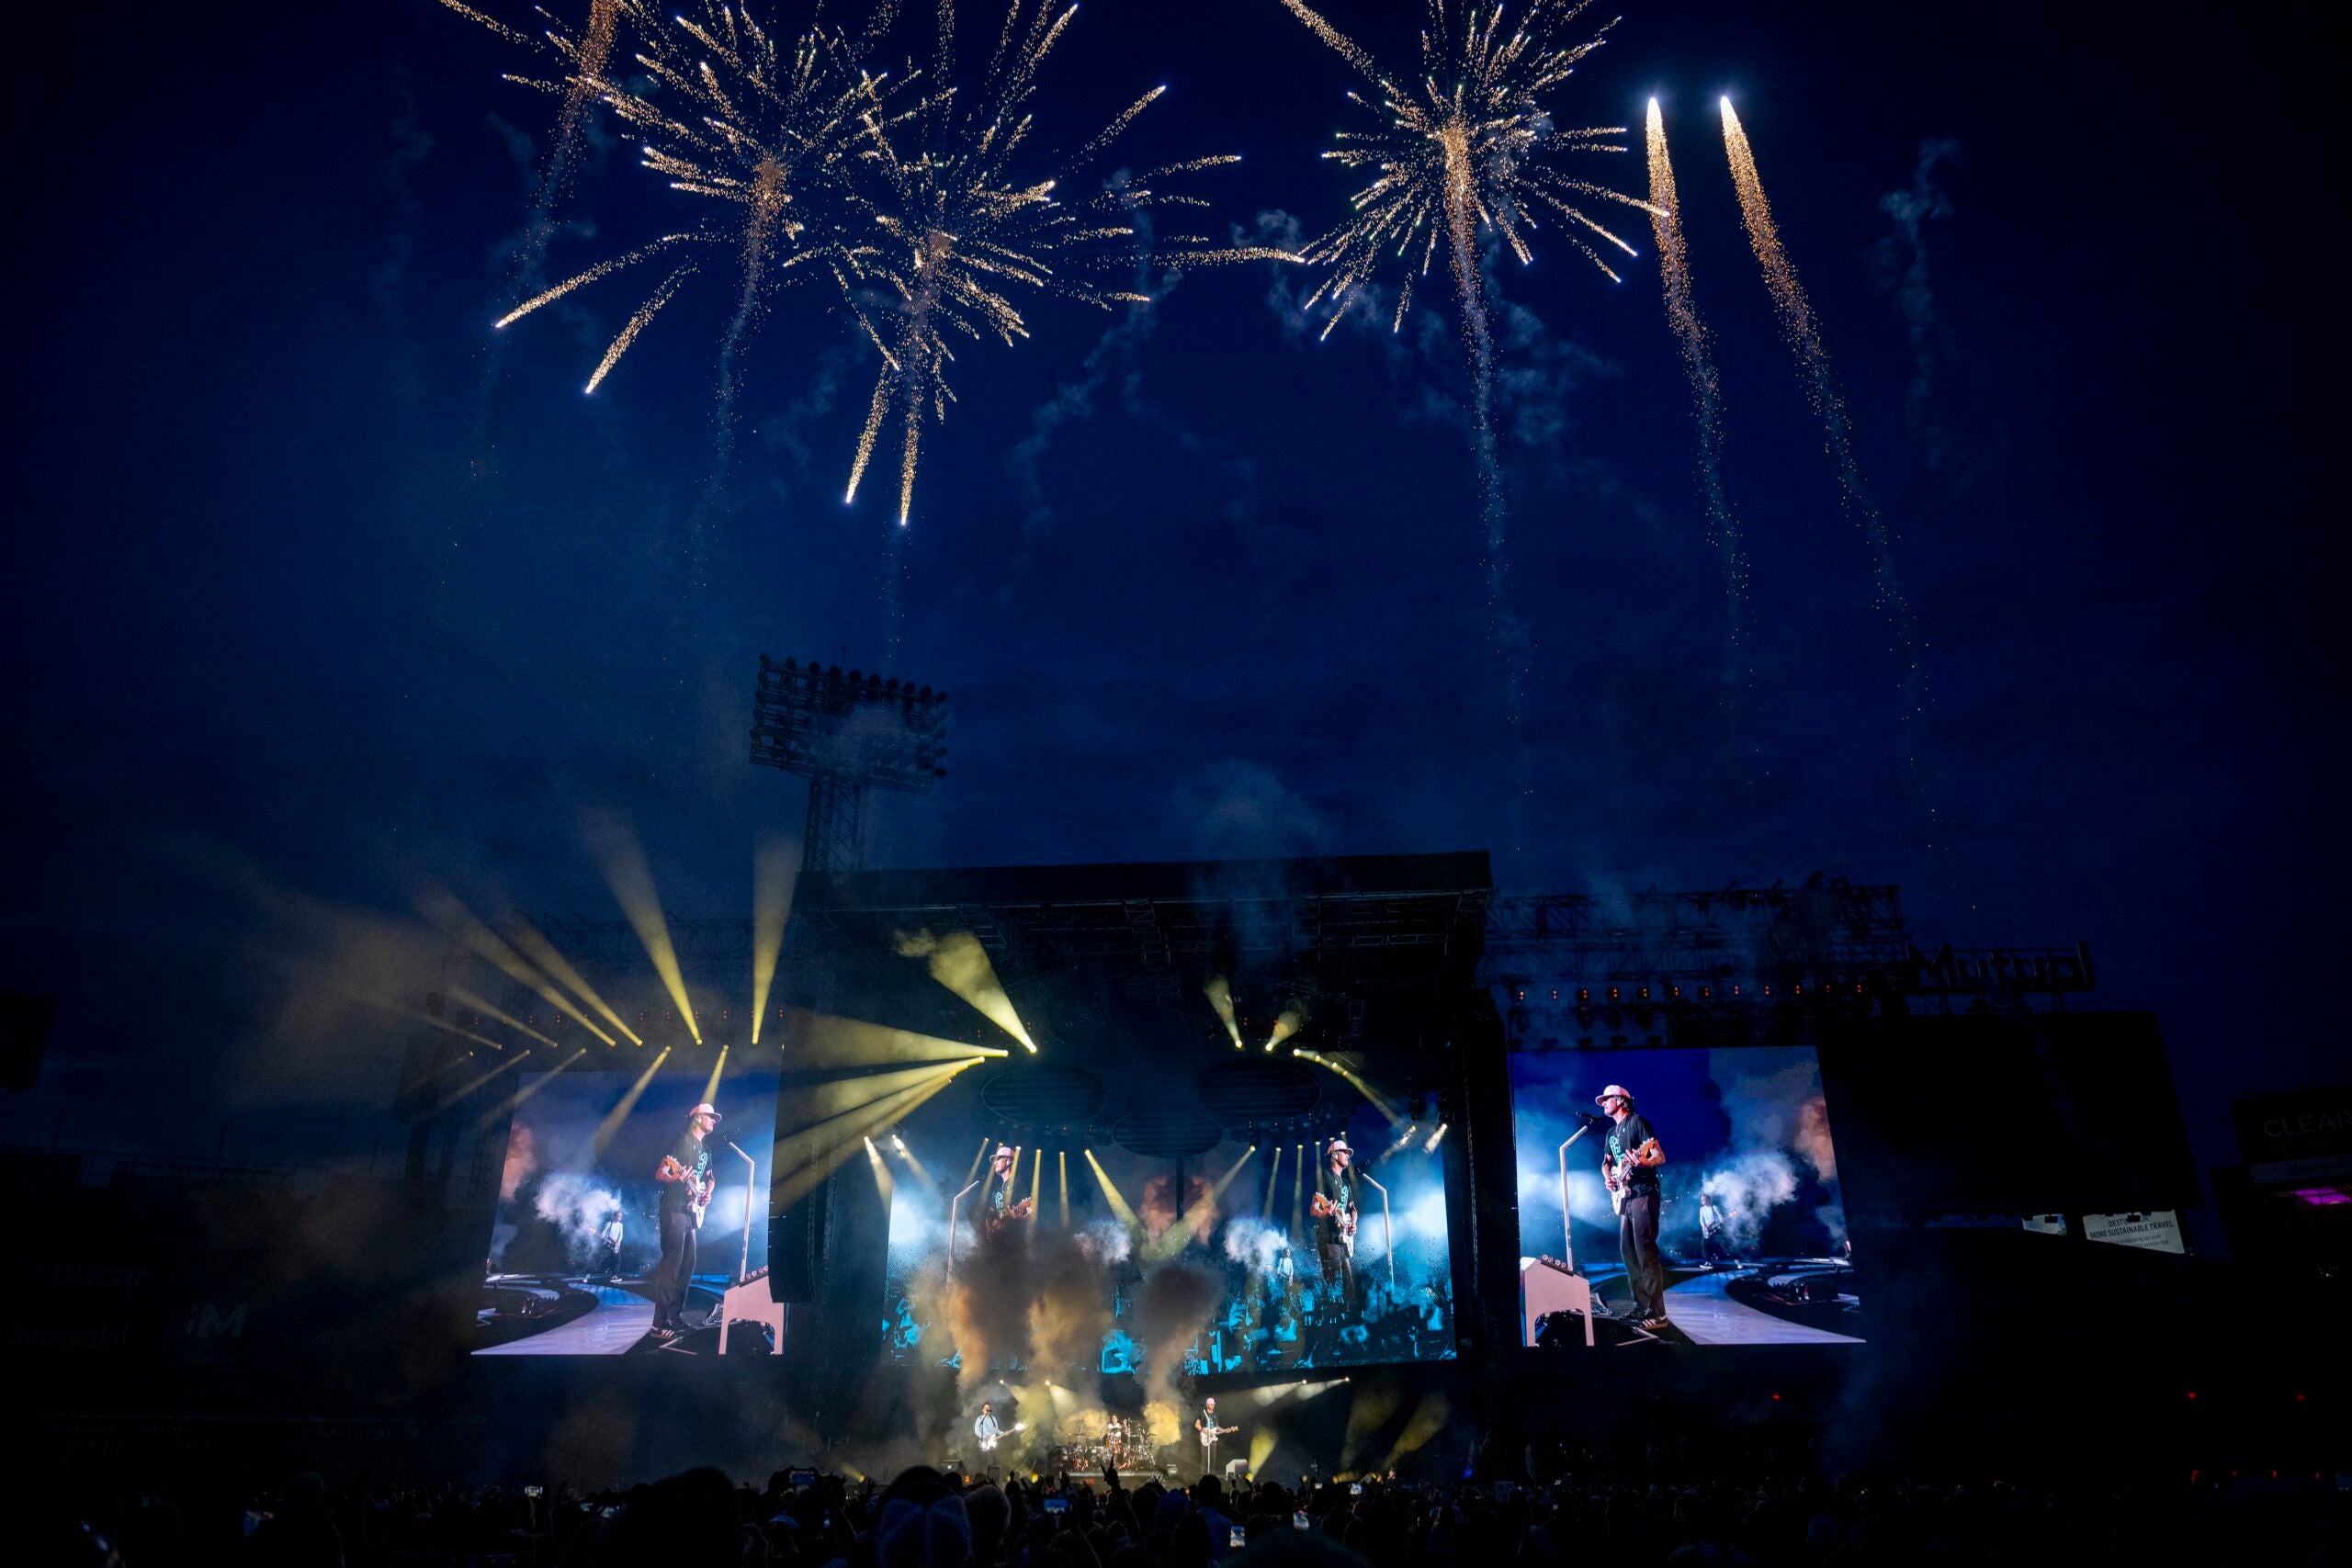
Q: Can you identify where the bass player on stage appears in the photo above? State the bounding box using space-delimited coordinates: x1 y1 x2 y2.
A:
1598 1084 1668 1333
650 1101 719 1341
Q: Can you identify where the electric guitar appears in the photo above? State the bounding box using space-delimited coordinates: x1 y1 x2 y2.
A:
981 1196 1035 1234
1309 1191 1358 1254
978 1421 1026 1453
657 1155 717 1231
1196 1423 1238 1450
1603 1137 1661 1217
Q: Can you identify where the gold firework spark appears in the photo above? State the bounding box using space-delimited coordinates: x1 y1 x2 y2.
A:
1645 99 1747 667
1719 98 1920 694
468 2 890 395
1277 0 1645 353
1278 0 1640 853
442 1 624 285
844 1 1284 526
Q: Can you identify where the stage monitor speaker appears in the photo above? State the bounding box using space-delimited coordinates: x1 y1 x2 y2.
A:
0 992 58 1092
769 1173 831 1303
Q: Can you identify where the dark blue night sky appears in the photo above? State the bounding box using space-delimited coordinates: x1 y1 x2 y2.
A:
1 2 2335 1246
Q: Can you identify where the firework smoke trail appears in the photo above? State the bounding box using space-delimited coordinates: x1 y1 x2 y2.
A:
1721 100 1930 776
1645 100 1748 685
441 0 623 291
1276 0 1647 849
843 0 1289 528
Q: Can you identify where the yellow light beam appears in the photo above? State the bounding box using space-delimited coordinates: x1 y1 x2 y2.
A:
700 1043 730 1106
887 1134 941 1202
1204 975 1243 1049
772 1064 978 1177
1261 1140 1283 1218
781 1062 979 1127
1029 1145 1044 1217
433 1052 525 1114
891 1135 934 1185
1290 1144 1306 1237
791 1010 1009 1068
381 1003 506 1058
1263 998 1306 1053
1148 1144 1258 1259
1057 1149 1069 1227
1375 1393 1451 1472
894 929 1036 1052
965 1135 993 1186
771 1068 972 1210
580 807 700 1042
1081 1148 1142 1234
863 1136 896 1206
415 884 616 1045
750 836 797 1044
593 1046 673 1156
474 1048 588 1129
447 984 563 1049
1296 1050 1403 1126
504 915 638 1043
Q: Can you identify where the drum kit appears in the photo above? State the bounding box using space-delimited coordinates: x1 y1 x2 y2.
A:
1048 1420 1156 1474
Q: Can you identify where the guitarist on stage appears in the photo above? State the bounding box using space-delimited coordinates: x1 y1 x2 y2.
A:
1193 1396 1236 1481
1598 1085 1668 1332
650 1101 720 1340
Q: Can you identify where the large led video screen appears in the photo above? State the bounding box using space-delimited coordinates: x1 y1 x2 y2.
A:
879 1110 1460 1398
474 1062 782 1355
1509 1046 1860 1347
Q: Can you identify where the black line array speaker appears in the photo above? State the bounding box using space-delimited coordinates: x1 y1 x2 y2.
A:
769 1174 831 1303
0 992 58 1093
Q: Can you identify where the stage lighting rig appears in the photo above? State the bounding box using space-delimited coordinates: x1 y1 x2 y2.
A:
750 655 949 880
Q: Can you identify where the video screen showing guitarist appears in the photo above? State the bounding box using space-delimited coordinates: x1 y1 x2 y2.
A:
1312 1136 1361 1316
1598 1084 1668 1332
981 1144 1035 1235
650 1101 719 1340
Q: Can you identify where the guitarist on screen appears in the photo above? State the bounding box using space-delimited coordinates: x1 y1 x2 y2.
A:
1311 1136 1361 1318
1598 1085 1668 1332
650 1101 720 1340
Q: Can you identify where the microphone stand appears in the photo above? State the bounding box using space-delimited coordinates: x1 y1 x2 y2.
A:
1556 1123 1597 1272
1359 1173 1396 1294
947 1179 981 1280
726 1142 756 1284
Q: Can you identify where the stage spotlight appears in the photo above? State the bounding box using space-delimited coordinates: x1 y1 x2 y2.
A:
1262 998 1306 1053
1205 976 1244 1049
896 929 1036 1052
1423 1122 1449 1153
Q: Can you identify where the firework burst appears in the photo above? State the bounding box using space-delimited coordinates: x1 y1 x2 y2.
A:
469 1 890 395
843 1 1288 526
1277 0 1646 351
1277 0 1644 851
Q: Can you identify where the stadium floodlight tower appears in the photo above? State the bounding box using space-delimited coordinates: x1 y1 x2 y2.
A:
750 655 949 883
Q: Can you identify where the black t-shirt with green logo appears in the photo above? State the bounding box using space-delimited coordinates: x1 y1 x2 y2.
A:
660 1133 708 1217
1605 1113 1660 1195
